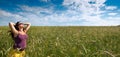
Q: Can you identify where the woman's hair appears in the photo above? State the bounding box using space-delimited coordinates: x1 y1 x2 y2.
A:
15 21 21 31
10 21 21 38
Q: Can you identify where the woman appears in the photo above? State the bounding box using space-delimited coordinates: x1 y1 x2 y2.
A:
8 21 31 57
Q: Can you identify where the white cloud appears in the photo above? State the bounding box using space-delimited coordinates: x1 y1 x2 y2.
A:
18 5 83 25
0 9 24 20
0 0 120 26
63 0 106 15
106 17 120 25
40 0 49 2
105 6 117 10
62 0 120 26
0 9 28 25
108 13 117 16
19 5 53 15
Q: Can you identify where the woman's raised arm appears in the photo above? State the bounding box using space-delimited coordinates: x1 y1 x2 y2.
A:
9 22 18 34
24 23 31 33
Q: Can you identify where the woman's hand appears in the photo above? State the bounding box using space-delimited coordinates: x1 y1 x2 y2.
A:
9 22 15 26
24 23 31 25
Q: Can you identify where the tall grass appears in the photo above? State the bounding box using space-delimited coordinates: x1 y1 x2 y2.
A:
0 26 120 57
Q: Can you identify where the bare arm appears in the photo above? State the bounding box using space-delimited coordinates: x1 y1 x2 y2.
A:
24 23 31 33
9 22 18 35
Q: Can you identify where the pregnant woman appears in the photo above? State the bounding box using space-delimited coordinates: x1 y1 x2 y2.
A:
8 21 31 57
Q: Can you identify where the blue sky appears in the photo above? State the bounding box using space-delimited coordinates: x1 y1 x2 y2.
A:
0 0 120 26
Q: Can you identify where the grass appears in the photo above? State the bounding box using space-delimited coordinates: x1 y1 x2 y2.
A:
0 26 120 57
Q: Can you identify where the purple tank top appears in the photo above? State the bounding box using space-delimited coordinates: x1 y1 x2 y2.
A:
13 34 28 50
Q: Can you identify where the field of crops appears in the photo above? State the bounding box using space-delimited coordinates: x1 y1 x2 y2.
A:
0 26 120 57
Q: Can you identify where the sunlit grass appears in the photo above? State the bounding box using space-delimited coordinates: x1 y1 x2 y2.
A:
0 26 120 57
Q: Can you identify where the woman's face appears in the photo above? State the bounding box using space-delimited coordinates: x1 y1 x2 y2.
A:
18 23 24 28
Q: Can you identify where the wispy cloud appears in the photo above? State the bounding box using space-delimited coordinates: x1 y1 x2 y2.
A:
63 0 106 15
0 9 22 19
40 0 49 2
62 0 120 26
105 6 117 10
0 0 120 26
0 9 26 25
108 13 117 16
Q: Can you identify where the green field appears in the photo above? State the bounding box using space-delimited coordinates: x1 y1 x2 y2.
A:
0 26 120 57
